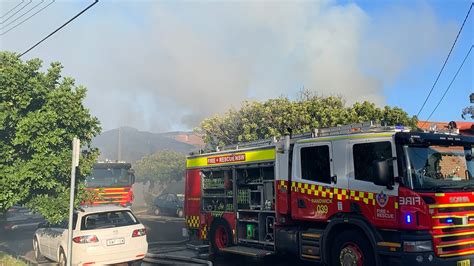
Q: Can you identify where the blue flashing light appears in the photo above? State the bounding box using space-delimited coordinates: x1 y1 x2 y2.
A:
446 218 453 223
395 125 405 130
406 214 412 224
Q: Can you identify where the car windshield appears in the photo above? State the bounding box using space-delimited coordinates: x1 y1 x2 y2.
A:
85 168 131 188
404 144 474 191
81 210 138 230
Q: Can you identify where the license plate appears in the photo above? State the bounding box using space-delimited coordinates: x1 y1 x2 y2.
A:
106 238 125 246
457 259 471 266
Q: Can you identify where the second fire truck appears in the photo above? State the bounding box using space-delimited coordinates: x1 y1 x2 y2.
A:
185 122 474 266
85 161 136 207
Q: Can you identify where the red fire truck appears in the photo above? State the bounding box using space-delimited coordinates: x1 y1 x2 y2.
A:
85 162 135 207
184 122 474 266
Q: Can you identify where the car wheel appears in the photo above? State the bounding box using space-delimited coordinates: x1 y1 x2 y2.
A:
58 248 67 266
154 207 161 216
176 208 184 218
33 237 45 261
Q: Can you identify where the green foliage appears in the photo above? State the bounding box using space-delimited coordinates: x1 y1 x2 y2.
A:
0 52 101 223
0 251 27 266
134 150 186 186
199 91 417 147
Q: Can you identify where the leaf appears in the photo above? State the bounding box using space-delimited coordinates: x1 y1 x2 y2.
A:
0 52 101 222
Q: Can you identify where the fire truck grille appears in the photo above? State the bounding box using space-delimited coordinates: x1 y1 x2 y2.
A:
437 206 474 213
442 243 474 252
89 187 131 204
441 233 474 243
430 202 474 258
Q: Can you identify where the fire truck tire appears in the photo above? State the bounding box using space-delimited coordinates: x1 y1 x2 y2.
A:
210 219 233 253
331 230 375 266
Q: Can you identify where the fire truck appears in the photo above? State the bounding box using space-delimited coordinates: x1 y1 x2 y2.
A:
85 161 135 207
184 122 474 266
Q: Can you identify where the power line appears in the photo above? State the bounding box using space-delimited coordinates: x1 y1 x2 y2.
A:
0 0 25 19
0 0 44 31
19 0 99 58
416 1 473 118
1 0 55 36
0 0 32 24
422 45 473 125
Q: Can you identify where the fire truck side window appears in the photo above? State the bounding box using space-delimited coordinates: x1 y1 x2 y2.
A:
353 141 392 183
300 145 331 183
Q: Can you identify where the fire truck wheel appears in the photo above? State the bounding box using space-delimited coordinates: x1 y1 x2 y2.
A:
210 219 233 253
153 207 161 216
331 230 375 266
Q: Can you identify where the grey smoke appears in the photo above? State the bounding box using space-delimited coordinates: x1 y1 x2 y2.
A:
0 1 455 132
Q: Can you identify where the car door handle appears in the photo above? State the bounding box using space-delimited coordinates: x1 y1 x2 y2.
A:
297 198 306 209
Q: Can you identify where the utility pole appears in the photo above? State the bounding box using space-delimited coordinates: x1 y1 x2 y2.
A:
118 127 122 161
67 138 80 266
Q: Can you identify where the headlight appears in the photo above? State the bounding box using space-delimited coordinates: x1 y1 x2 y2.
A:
403 240 433 252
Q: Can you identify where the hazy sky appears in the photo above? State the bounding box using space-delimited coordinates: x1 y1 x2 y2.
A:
1 0 472 133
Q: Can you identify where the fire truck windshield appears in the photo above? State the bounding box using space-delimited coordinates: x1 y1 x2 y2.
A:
85 168 132 188
404 144 474 191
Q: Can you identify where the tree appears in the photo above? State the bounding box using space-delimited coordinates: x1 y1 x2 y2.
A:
134 150 186 190
0 52 101 223
199 92 417 147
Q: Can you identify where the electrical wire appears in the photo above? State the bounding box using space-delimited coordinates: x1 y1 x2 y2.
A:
422 45 474 126
0 0 25 19
0 0 32 24
0 0 44 31
19 0 99 58
416 2 473 118
0 0 55 36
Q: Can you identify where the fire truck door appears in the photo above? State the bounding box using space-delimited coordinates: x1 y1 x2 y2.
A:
290 141 336 221
347 138 399 227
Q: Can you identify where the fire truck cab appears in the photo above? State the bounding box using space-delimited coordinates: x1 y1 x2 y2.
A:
185 122 474 266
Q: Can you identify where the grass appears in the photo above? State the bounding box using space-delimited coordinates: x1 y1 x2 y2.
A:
0 251 27 266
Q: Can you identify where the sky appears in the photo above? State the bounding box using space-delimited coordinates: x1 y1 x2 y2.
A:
1 0 473 133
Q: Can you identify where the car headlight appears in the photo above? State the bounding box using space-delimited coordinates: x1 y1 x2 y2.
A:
403 240 433 252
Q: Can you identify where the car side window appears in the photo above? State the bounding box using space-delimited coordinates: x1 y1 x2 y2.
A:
167 194 176 202
353 141 393 183
73 213 78 229
158 194 167 200
300 145 331 183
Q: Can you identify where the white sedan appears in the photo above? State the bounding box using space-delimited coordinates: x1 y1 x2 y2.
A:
33 205 148 265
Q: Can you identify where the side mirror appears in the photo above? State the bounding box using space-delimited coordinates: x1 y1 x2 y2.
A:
373 158 395 189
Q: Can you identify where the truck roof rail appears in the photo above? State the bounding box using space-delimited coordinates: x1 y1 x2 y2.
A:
288 121 409 141
218 137 277 152
189 121 410 155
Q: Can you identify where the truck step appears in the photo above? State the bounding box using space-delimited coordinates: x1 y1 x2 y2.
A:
300 230 323 261
220 246 275 258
